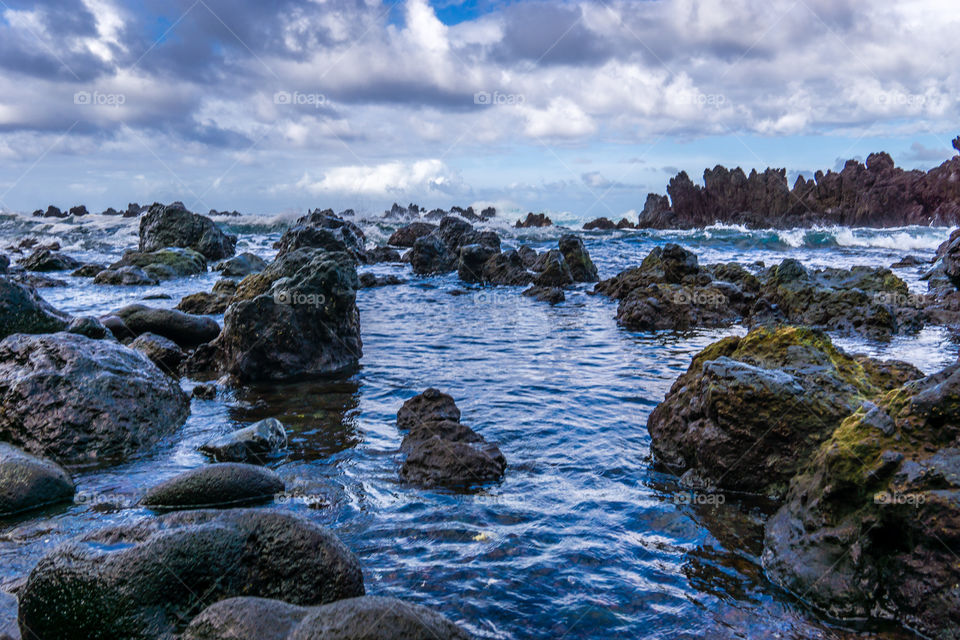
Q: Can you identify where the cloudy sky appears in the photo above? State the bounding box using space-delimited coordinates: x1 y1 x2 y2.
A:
0 0 957 220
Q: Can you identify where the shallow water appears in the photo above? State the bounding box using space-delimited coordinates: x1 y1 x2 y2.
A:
0 212 953 639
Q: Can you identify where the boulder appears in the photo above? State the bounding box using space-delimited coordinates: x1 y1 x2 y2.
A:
648 326 923 498
515 213 552 228
176 291 231 315
583 217 616 230
458 244 499 283
764 363 960 638
69 205 88 217
358 273 404 288
139 203 236 260
141 463 284 510
274 210 366 263
387 222 436 248
65 316 110 340
0 278 70 339
199 418 287 463
19 249 82 272
182 596 471 640
110 247 207 279
17 509 365 640
397 388 461 429
130 332 185 373
409 235 456 275
191 249 361 383
92 266 159 286
0 443 74 516
522 285 565 304
0 332 190 465
192 383 217 400
71 263 105 277
558 234 598 282
365 247 402 263
213 252 266 277
482 250 533 286
104 304 220 347
532 250 573 287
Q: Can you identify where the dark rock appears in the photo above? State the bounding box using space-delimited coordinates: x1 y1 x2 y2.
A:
397 388 461 429
93 266 159 286
558 234 598 282
0 443 74 516
0 255 8 273
192 383 217 400
583 217 616 230
212 279 238 296
139 203 236 260
199 418 287 463
517 245 538 268
101 207 119 216
410 235 455 275
192 249 361 383
124 202 143 217
70 263 105 277
141 463 284 510
616 217 637 229
515 212 552 228
0 332 189 465
66 316 109 340
105 304 220 347
764 363 960 637
890 255 926 268
19 249 81 272
458 244 499 283
0 278 70 339
358 273 405 288
274 210 366 263
522 285 565 304
9 272 67 288
17 509 365 640
183 595 471 640
68 205 88 217
130 332 185 373
111 247 207 279
483 250 534 286
388 222 436 248
532 250 573 287
365 246 401 263
40 206 65 219
176 291 231 315
647 326 923 498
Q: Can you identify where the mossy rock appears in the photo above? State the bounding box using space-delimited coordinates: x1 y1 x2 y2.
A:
111 247 207 279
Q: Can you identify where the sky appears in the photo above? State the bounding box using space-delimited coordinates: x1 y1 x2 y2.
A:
0 0 958 221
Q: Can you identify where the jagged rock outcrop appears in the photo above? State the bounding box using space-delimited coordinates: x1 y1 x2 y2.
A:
139 203 237 260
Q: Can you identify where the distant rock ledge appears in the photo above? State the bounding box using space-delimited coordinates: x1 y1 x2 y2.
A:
638 137 960 229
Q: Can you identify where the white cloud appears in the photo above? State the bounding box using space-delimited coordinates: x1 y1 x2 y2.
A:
523 98 596 138
297 159 467 196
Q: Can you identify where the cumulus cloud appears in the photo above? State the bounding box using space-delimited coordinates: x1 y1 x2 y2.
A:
296 159 467 197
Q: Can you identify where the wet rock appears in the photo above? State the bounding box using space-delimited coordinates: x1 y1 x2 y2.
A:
141 463 284 510
93 265 159 286
410 235 456 275
192 383 217 400
110 247 207 279
0 332 189 465
365 246 402 263
616 217 637 229
65 316 109 340
19 248 81 272
139 202 237 260
532 250 573 287
515 212 552 228
130 332 185 373
192 248 361 383
458 244 499 283
583 217 616 230
890 255 926 268
274 210 366 263
358 273 405 288
176 291 231 315
763 363 960 638
17 509 365 640
397 389 506 489
517 245 539 268
8 272 67 288
0 278 70 339
70 263 105 277
199 418 287 463
0 443 74 516
212 278 238 296
483 250 534 286
0 592 16 640
0 255 8 273
104 304 220 347
558 234 598 282
69 205 88 217
183 595 471 640
388 222 436 248
522 285 564 304
648 326 923 498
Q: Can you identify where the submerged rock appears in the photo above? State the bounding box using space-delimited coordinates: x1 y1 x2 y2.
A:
19 248 82 272
103 304 220 347
763 363 960 638
199 418 287 463
0 278 70 339
397 389 505 489
176 291 231 315
182 595 472 640
583 217 616 230
522 285 565 304
358 273 405 288
110 247 207 279
0 443 74 516
141 463 284 510
0 332 190 465
139 203 236 260
647 326 923 498
93 265 159 286
191 248 361 383
18 509 365 640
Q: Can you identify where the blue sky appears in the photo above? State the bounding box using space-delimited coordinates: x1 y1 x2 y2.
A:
0 0 957 220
